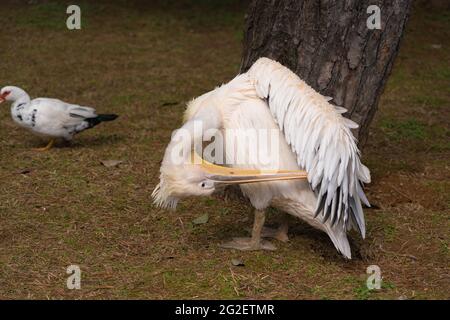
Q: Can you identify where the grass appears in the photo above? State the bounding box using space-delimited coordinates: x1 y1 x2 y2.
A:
380 118 427 140
0 0 449 299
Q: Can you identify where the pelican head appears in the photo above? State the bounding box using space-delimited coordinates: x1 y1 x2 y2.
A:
152 162 215 210
152 151 307 210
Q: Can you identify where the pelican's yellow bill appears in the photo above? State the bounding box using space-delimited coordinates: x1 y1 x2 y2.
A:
192 152 308 184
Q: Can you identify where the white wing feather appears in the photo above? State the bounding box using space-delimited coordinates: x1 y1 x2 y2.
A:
247 58 371 237
33 98 97 124
29 98 98 137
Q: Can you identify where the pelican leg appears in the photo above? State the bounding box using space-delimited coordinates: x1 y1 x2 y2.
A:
245 214 289 242
260 216 289 243
33 139 55 152
219 209 276 251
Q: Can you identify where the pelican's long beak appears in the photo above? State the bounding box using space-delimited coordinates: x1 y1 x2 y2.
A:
192 152 308 184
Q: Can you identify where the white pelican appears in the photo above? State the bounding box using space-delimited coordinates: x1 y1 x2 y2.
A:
152 58 370 258
0 86 118 151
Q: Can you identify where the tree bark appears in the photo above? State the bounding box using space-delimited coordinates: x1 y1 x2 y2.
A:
241 0 412 148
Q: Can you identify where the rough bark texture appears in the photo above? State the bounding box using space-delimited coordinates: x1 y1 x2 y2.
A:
241 0 412 148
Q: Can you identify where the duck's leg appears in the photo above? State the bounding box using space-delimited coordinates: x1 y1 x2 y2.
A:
219 209 276 251
33 139 55 152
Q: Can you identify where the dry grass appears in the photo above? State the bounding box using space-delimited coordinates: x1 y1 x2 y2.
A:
0 1 448 299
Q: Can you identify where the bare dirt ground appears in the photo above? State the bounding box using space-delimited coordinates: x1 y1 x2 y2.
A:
0 1 448 299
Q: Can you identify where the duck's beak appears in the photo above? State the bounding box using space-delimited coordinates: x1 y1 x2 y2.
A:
192 152 308 184
0 93 7 104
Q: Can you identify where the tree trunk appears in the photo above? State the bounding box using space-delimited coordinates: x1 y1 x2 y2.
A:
241 0 412 148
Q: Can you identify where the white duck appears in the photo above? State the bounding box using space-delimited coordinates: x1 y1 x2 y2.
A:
0 86 118 151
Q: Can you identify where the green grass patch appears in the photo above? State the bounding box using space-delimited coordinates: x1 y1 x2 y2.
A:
380 118 427 141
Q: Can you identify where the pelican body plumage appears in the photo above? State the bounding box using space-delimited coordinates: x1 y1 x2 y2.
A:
153 58 371 259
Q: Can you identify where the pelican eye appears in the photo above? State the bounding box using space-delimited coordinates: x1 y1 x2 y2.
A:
198 180 213 189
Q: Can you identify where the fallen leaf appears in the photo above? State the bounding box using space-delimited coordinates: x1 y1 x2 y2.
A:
100 160 123 168
231 258 245 267
192 213 209 225
161 101 179 106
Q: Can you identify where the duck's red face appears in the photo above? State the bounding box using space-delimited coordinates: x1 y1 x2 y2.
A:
0 91 10 103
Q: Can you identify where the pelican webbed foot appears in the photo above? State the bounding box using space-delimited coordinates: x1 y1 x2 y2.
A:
219 237 276 251
219 209 277 251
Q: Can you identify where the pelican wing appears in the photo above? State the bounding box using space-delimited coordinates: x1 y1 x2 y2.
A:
247 58 371 237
